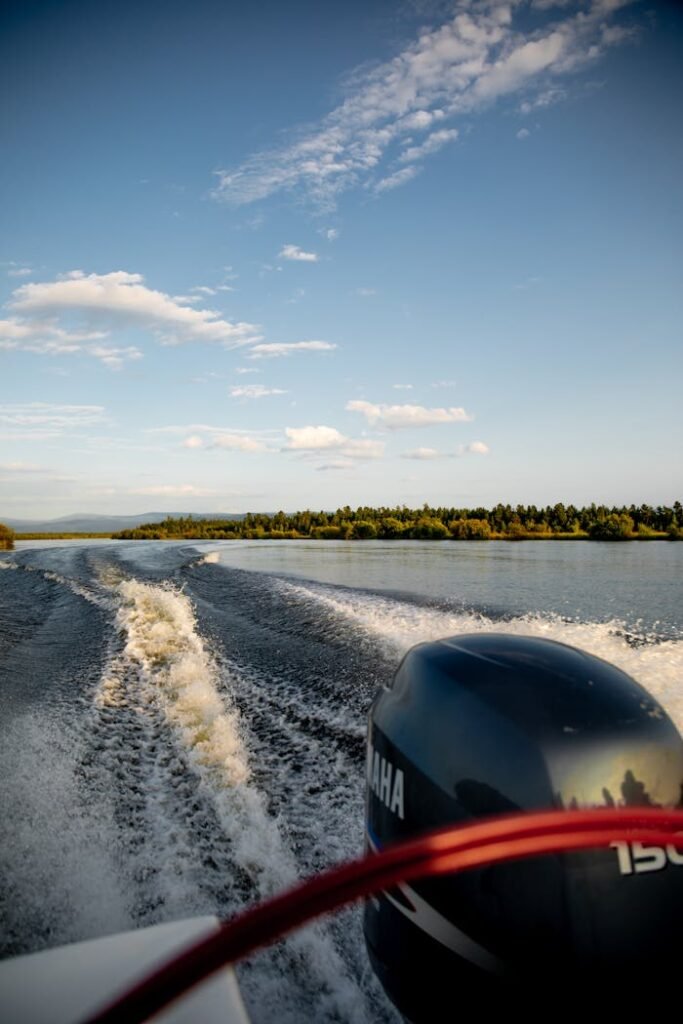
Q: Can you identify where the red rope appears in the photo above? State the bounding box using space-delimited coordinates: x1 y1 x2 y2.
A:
83 808 683 1024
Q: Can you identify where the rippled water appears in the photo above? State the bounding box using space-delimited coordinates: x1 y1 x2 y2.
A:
1 539 681 1022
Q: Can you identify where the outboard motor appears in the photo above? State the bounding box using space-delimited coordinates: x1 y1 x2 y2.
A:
364 635 683 1018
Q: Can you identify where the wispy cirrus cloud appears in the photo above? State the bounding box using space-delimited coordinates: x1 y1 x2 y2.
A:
519 85 566 114
248 340 336 359
229 384 288 399
347 399 472 428
0 316 141 369
213 0 635 209
3 272 262 364
0 402 107 440
398 128 458 164
374 165 422 194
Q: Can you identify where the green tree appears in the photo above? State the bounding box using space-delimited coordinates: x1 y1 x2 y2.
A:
352 520 378 539
378 517 405 539
589 514 634 540
411 517 449 540
449 518 491 540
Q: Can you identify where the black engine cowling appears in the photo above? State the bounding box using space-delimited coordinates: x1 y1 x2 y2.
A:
364 634 683 1018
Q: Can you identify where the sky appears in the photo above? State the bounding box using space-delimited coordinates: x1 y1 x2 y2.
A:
1 0 682 519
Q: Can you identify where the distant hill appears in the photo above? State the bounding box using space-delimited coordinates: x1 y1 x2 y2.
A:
4 512 246 534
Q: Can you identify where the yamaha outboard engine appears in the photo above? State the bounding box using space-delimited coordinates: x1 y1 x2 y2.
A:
364 635 683 1018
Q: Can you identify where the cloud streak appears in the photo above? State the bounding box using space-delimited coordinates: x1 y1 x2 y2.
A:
229 384 287 398
347 399 472 428
0 402 107 440
248 340 336 359
0 316 141 369
213 0 634 208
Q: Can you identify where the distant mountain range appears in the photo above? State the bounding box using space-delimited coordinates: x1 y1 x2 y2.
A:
3 512 246 533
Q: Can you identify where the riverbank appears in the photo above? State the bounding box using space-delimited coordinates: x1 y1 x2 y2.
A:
12 530 677 542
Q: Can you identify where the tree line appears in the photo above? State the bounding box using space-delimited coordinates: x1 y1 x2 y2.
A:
112 502 683 541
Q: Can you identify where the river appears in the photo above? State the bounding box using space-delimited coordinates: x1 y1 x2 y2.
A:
1 539 681 1022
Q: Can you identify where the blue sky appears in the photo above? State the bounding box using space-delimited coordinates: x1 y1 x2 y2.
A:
1 0 681 518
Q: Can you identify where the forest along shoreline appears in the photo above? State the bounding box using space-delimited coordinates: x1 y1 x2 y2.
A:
3 502 681 544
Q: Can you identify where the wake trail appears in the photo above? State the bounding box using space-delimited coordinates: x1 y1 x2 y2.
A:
88 576 390 1024
271 576 683 735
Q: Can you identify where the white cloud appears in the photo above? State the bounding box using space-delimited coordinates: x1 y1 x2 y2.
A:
431 379 457 388
212 433 270 453
230 384 287 399
462 440 490 455
516 127 531 140
519 87 566 114
213 1 631 209
323 228 339 241
235 366 260 374
248 340 336 359
7 270 261 349
285 425 384 460
346 399 472 428
279 244 319 262
393 383 413 390
182 435 204 449
8 267 32 278
0 315 139 368
375 166 422 193
191 285 217 296
402 447 440 460
356 287 377 297
285 425 347 450
399 128 458 164
88 344 143 370
148 422 277 438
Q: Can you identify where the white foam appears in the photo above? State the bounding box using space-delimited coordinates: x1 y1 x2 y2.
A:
199 551 221 565
275 579 683 735
41 569 113 609
0 712 131 952
109 579 374 1021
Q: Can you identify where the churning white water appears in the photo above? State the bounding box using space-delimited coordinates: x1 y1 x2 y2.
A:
1 539 681 1022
